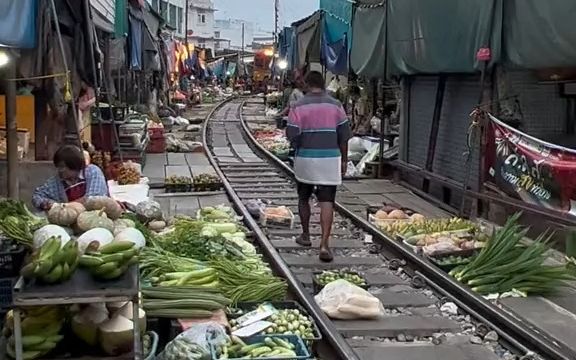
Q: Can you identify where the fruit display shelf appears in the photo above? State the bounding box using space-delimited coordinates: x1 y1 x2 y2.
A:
10 266 142 360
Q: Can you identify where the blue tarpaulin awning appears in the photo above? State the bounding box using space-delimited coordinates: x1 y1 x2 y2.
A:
0 0 37 48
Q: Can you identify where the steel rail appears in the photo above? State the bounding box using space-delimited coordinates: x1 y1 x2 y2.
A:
237 99 575 360
202 97 361 360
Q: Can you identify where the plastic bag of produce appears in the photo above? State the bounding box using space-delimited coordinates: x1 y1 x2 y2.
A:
157 322 227 360
315 279 385 320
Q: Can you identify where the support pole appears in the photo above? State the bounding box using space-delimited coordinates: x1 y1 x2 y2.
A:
423 75 447 193
184 0 189 46
6 59 18 199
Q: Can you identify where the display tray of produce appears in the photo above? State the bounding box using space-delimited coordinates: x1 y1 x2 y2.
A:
226 302 321 341
425 250 478 272
194 174 224 192
211 335 310 360
165 176 193 193
312 270 368 293
403 229 488 255
259 207 294 229
378 217 477 239
12 265 138 306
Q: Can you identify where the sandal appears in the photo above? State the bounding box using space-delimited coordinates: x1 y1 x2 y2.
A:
319 248 334 262
296 234 312 247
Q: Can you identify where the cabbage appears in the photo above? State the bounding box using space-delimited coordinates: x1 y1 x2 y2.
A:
33 224 71 249
98 314 134 356
72 303 109 346
114 228 146 249
222 232 255 255
77 228 114 253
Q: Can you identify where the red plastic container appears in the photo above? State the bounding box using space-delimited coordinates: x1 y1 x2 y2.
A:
148 127 165 139
147 138 166 153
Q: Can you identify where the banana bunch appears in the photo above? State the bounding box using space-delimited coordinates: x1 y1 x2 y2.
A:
4 306 66 360
79 241 139 280
20 237 79 284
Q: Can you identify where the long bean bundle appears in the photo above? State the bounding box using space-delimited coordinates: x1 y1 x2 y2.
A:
210 257 287 304
450 213 574 295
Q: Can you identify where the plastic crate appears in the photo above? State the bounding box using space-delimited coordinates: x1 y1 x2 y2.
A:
227 301 322 341
0 244 26 278
210 335 311 360
312 271 369 294
0 277 15 309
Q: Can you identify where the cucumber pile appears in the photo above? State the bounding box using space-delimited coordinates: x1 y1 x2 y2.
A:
20 237 79 284
217 336 298 359
79 241 139 280
316 270 367 287
160 335 209 359
229 309 316 339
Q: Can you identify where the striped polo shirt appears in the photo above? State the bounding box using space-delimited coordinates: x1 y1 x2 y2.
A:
286 92 352 185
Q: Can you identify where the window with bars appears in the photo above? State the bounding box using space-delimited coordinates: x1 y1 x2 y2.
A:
169 4 177 27
160 0 168 19
151 0 159 11
177 7 183 33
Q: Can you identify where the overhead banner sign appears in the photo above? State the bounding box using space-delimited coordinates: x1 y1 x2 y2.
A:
487 114 576 214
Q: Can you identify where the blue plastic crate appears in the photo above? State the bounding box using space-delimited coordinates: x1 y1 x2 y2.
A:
211 335 311 360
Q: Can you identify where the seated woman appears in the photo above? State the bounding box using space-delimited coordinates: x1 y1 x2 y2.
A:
32 145 109 211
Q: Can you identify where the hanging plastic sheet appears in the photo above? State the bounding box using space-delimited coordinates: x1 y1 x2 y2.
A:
320 0 352 45
115 0 128 38
386 0 502 76
321 32 348 75
129 15 143 70
227 62 237 76
504 0 576 69
0 0 37 48
350 1 386 78
296 11 322 67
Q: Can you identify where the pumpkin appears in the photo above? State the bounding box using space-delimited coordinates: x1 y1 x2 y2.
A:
113 219 135 236
47 203 86 226
388 209 409 220
77 210 114 233
78 228 114 253
85 196 123 220
374 210 388 220
33 224 71 249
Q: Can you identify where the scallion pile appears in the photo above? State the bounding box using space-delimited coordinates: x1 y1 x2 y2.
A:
450 213 574 295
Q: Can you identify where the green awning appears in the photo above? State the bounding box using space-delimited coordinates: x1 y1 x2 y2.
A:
386 0 502 76
504 0 576 69
350 1 386 78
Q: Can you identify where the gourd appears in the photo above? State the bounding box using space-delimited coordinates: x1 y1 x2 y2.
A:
77 210 114 233
33 224 71 249
85 196 123 220
77 228 114 253
114 228 146 249
113 219 135 236
47 203 86 226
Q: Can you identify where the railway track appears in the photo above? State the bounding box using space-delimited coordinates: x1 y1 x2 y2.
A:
202 97 557 360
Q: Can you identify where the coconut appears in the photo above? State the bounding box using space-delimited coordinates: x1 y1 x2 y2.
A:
71 303 109 346
98 314 134 356
106 301 128 313
117 302 147 333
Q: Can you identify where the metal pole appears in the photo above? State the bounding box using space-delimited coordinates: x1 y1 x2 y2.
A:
5 58 18 199
241 22 245 58
49 0 81 146
184 0 189 46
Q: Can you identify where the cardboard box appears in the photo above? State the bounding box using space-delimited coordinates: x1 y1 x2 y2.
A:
0 128 30 156
0 95 35 141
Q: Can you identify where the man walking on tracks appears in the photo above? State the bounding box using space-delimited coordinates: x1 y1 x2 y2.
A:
286 71 352 262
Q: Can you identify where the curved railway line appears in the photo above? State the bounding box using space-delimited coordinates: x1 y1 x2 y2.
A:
200 97 572 360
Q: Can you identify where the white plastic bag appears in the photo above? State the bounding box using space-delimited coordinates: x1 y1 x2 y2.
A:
314 279 385 320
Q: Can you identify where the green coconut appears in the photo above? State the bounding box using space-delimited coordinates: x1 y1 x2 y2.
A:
98 314 134 356
116 302 146 334
71 303 109 347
